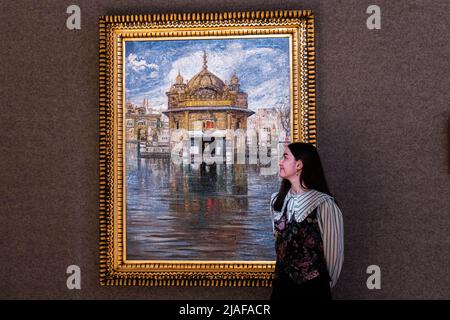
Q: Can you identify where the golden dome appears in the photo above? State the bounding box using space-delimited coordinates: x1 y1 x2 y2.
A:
186 69 226 94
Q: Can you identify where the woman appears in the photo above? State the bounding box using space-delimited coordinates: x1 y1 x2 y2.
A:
270 142 344 300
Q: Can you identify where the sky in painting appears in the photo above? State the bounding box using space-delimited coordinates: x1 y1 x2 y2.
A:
125 37 290 111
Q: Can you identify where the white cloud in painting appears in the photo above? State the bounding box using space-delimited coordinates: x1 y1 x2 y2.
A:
126 53 161 104
247 79 288 109
166 45 279 83
247 79 277 97
127 85 168 110
127 53 159 72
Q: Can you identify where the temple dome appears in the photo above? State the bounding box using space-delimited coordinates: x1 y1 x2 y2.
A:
186 69 226 95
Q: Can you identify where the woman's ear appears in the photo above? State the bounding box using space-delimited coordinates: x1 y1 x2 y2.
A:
296 160 303 171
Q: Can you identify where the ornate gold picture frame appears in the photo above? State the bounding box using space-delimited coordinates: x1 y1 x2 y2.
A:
99 10 317 287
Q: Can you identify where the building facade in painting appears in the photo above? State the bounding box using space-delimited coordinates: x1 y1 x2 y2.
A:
164 52 255 165
247 108 288 161
125 98 170 157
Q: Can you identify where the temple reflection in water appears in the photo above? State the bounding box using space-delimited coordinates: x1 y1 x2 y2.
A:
126 142 279 260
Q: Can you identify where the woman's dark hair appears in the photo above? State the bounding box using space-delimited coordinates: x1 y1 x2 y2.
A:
273 142 335 212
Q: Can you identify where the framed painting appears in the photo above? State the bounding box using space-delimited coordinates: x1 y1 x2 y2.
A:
99 10 318 286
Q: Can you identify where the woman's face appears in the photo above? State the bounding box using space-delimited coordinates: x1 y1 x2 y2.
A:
278 147 302 179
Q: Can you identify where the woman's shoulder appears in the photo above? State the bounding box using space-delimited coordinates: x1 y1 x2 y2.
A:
304 189 334 200
285 189 329 200
311 190 341 212
290 189 335 209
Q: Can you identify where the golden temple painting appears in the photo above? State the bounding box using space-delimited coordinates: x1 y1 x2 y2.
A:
124 38 291 261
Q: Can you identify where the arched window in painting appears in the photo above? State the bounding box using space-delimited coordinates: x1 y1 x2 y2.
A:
203 120 214 130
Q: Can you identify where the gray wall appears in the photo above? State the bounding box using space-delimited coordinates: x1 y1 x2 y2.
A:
1 0 449 299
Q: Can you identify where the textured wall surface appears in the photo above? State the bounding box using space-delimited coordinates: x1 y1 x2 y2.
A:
1 0 449 299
